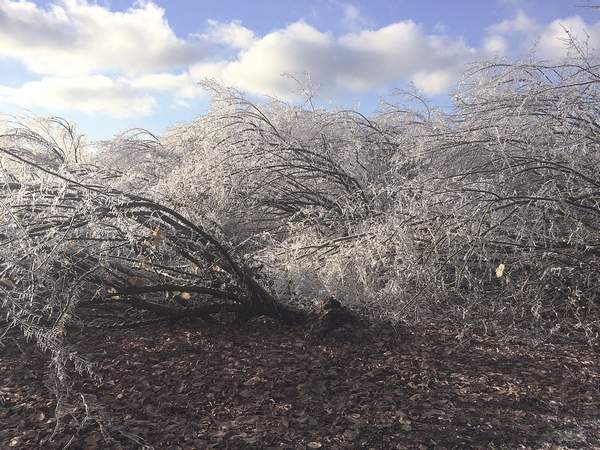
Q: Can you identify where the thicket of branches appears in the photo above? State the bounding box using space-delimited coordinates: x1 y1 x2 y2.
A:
1 52 599 431
153 63 599 334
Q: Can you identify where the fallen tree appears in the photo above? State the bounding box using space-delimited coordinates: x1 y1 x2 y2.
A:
0 124 307 381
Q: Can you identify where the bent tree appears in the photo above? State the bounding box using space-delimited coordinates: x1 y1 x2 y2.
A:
0 122 305 407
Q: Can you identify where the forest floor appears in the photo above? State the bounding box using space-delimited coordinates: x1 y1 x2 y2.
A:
1 316 599 449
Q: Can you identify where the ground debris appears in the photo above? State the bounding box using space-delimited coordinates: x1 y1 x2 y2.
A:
1 320 599 449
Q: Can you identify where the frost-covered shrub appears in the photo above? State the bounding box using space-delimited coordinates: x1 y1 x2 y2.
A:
90 128 180 194
406 60 600 327
157 83 416 244
2 56 599 345
147 63 599 330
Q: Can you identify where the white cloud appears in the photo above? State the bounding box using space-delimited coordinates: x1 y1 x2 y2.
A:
485 11 600 59
484 35 508 55
0 76 156 117
191 20 476 98
201 20 256 50
340 4 370 31
7 0 599 121
0 0 205 76
537 16 600 58
129 72 204 99
191 22 339 98
411 70 454 95
488 10 536 34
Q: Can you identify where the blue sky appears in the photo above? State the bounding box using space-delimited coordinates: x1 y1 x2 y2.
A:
0 0 599 139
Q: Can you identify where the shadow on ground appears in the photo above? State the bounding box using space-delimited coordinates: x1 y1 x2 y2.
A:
1 318 599 449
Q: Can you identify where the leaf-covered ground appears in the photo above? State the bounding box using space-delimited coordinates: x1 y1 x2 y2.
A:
1 318 599 449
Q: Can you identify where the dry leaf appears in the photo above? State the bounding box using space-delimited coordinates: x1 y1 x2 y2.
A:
243 376 263 386
0 278 15 290
127 276 145 287
151 227 166 247
307 443 322 449
496 263 506 278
